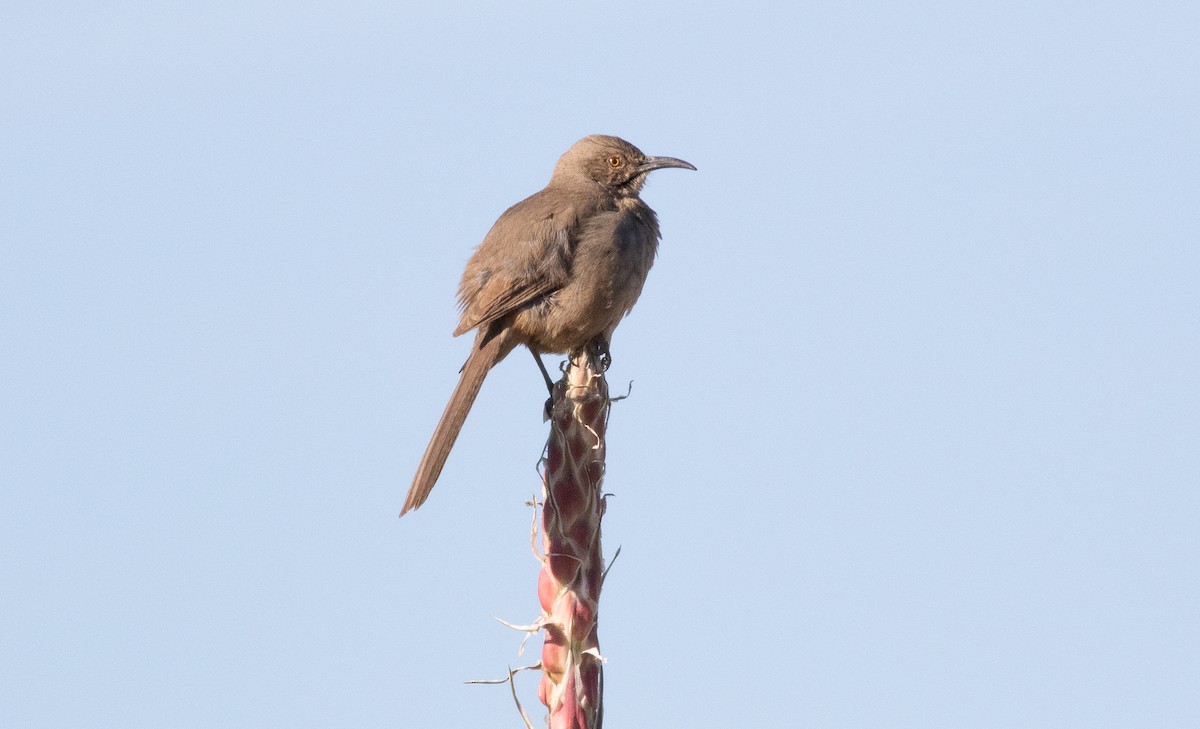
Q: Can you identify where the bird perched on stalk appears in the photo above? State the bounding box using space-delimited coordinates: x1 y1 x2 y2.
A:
402 134 694 516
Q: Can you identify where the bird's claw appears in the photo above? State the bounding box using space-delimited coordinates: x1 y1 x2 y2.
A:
586 338 612 372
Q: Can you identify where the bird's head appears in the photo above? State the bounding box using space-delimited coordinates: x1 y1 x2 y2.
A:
552 134 695 195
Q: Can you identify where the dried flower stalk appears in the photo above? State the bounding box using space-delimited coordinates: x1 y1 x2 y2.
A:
537 354 609 729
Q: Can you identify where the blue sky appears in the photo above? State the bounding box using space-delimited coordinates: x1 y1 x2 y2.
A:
2 2 1197 727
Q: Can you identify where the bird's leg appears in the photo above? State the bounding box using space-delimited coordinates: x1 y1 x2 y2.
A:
530 348 555 393
530 348 556 421
586 335 612 372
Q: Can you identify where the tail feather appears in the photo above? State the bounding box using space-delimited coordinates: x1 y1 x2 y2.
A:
401 331 508 516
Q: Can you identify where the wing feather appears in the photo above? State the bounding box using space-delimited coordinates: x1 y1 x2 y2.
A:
453 193 580 336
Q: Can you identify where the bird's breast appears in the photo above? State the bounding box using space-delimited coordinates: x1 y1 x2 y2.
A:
511 205 659 352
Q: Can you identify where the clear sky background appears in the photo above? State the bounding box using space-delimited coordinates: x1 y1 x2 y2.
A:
2 2 1197 727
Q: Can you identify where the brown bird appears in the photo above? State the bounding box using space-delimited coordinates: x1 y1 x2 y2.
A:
401 135 694 516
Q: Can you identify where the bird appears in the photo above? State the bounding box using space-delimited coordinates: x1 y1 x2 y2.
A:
401 134 694 516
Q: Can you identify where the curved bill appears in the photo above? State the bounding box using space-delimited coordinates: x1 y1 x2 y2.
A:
641 155 697 173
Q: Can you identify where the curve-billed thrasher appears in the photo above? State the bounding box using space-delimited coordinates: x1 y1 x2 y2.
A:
402 134 694 516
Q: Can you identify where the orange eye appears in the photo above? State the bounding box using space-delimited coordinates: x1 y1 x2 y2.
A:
608 155 622 168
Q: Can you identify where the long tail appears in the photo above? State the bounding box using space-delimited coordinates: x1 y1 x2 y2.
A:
401 329 510 516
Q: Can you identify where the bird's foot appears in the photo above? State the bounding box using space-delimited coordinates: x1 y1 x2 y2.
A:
586 337 612 372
